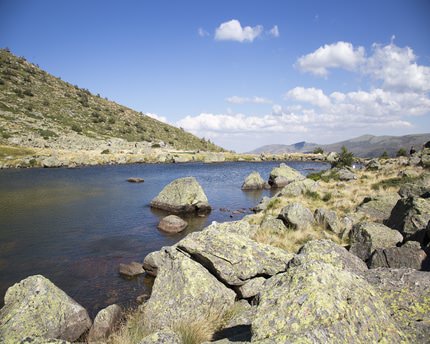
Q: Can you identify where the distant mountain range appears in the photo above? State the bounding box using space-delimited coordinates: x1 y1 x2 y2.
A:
249 134 430 158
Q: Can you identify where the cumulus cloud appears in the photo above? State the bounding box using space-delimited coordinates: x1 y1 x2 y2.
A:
226 96 272 104
285 87 331 107
215 19 263 42
145 112 168 123
296 41 366 76
365 43 430 92
269 25 279 37
198 27 209 37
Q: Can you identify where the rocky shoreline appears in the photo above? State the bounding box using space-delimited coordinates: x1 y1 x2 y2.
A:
1 149 429 343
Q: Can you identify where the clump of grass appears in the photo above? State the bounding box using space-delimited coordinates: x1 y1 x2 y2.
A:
108 308 151 344
322 192 332 202
304 190 320 200
371 175 417 191
266 197 282 211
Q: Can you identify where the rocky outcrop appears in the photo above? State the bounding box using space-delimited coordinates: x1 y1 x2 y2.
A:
277 203 314 230
368 241 428 270
356 193 400 222
142 248 235 330
364 268 430 343
399 173 430 198
88 304 122 343
157 215 188 233
336 167 357 181
177 226 294 287
349 222 403 262
0 275 91 343
326 151 338 163
119 262 144 277
241 171 267 190
366 159 381 171
252 260 404 342
237 277 266 299
268 164 304 188
150 177 211 215
385 196 430 243
314 208 342 234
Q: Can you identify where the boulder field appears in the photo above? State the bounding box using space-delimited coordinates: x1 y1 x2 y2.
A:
1 156 430 343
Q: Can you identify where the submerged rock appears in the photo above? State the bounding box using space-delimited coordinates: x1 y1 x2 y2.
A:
349 222 403 262
0 275 91 343
157 215 188 233
127 177 144 183
150 177 211 215
142 249 235 330
88 304 122 343
119 261 144 277
241 171 267 190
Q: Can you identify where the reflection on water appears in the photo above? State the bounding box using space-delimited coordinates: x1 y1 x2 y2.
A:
0 161 328 317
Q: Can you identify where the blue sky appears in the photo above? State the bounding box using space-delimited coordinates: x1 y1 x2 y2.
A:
1 0 430 152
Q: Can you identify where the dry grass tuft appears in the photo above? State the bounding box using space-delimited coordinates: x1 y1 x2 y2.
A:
108 307 151 344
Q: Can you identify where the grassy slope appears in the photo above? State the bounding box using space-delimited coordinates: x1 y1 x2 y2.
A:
0 49 223 152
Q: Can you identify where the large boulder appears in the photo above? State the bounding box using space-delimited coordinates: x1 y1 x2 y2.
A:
277 202 314 230
142 248 235 330
385 196 430 243
252 260 404 342
268 164 304 188
241 171 267 190
368 241 428 270
276 179 317 197
0 275 91 343
336 167 357 181
399 173 430 198
356 193 401 223
143 249 167 277
177 226 294 287
290 239 368 276
203 220 257 238
314 208 342 234
157 215 188 233
150 177 211 215
88 304 122 343
364 268 430 343
349 222 403 262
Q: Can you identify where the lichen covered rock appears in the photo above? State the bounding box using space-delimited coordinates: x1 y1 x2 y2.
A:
150 177 211 215
142 249 235 330
277 202 314 230
241 171 267 190
88 304 122 343
177 226 293 286
252 260 404 342
268 164 304 188
276 179 317 197
0 275 91 343
349 222 403 262
356 193 400 223
314 208 342 234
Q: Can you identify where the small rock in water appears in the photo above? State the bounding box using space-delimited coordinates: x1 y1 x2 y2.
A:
127 177 144 183
119 262 144 277
158 215 188 233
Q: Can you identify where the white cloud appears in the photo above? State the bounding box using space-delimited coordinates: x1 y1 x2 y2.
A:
215 19 263 42
197 27 209 37
285 87 331 107
296 41 366 76
226 96 272 104
269 25 279 37
365 43 430 92
145 112 168 123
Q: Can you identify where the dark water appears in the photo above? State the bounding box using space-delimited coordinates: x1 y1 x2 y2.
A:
0 161 328 317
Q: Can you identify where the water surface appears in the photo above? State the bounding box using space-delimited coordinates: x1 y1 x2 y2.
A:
0 161 328 316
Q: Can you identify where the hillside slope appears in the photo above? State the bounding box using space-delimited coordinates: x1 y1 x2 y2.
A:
0 49 223 152
249 134 430 158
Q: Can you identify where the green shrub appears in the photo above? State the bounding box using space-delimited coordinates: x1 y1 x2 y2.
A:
313 147 324 154
37 129 57 140
379 151 389 159
332 146 354 168
304 190 321 200
396 148 407 157
0 79 4 85
23 89 33 97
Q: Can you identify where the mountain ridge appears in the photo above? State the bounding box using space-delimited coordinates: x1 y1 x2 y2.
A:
249 133 430 158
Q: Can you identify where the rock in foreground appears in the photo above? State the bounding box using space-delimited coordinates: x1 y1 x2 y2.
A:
0 275 91 343
157 215 188 233
150 177 211 215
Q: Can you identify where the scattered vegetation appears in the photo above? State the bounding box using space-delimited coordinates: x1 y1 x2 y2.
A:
313 147 324 154
396 148 407 157
331 146 354 168
371 175 417 191
0 145 34 159
0 48 224 152
379 151 389 159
